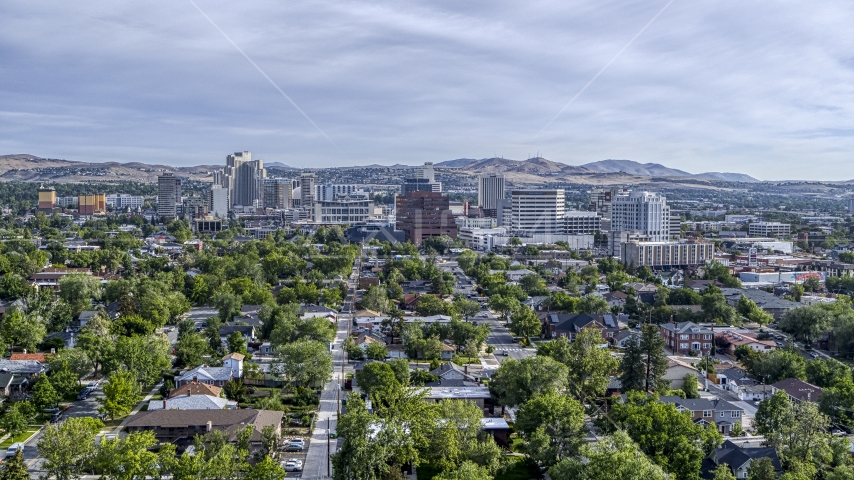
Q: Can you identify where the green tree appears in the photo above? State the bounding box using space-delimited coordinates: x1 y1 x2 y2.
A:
682 373 699 399
175 332 210 368
750 349 806 383
415 295 449 316
226 330 248 355
488 294 520 320
270 339 333 387
432 461 492 480
245 455 286 480
736 295 774 325
32 374 60 409
356 361 402 399
0 449 30 480
452 297 480 321
101 368 141 419
260 424 279 459
747 457 776 480
549 430 668 480
361 285 391 313
509 306 541 340
58 274 103 316
519 273 545 293
49 366 81 398
620 325 670 393
540 329 618 400
212 292 242 323
0 404 28 438
516 389 586 466
778 304 832 346
604 393 718 479
578 295 611 314
489 356 568 408
1 307 45 352
223 379 248 403
38 416 104 480
711 463 737 480
106 334 171 386
365 342 389 361
94 430 162 479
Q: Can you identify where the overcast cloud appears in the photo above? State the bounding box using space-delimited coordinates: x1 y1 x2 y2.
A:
1 0 853 179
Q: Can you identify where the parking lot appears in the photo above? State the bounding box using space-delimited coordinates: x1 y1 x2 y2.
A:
279 435 311 477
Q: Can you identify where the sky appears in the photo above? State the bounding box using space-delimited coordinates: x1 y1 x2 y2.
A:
1 1 853 180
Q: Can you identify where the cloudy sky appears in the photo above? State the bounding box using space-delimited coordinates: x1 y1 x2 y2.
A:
1 1 853 179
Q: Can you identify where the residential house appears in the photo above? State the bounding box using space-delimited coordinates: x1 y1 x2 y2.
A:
603 291 628 308
664 358 701 389
717 331 776 355
771 378 823 403
124 409 282 445
168 380 223 399
701 440 782 479
481 418 511 447
715 366 756 394
488 269 536 282
739 384 774 402
660 322 715 356
545 313 624 342
8 353 47 362
44 331 76 349
77 310 99 329
299 304 338 322
611 330 640 349
720 288 799 320
0 359 45 376
148 395 236 411
174 353 244 387
0 373 28 396
660 396 745 434
425 362 478 387
353 332 387 352
423 386 493 411
218 326 256 348
685 280 722 292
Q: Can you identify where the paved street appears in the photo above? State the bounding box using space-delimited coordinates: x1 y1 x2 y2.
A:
299 261 359 478
482 314 536 364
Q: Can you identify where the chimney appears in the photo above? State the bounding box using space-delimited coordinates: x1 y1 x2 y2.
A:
193 376 198 382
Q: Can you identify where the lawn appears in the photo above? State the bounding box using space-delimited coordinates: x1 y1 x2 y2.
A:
0 428 40 448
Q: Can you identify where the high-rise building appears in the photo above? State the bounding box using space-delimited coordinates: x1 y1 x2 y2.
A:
621 240 714 267
77 194 106 216
564 211 601 235
106 194 144 210
610 191 670 256
395 191 456 245
401 162 442 194
263 179 292 209
496 199 512 227
478 174 505 213
215 151 266 209
157 173 180 220
510 190 565 234
38 186 56 212
589 187 628 217
208 185 228 218
315 184 364 202
312 197 375 224
848 196 854 214
300 173 317 209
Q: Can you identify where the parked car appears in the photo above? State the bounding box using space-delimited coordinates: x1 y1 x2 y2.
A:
5 443 24 458
283 459 303 472
810 352 820 359
50 411 62 423
284 443 304 452
502 350 509 356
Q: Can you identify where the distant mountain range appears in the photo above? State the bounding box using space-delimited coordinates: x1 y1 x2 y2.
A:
435 157 759 183
0 153 759 185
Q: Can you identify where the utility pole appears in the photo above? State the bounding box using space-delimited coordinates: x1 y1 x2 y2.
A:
327 417 331 477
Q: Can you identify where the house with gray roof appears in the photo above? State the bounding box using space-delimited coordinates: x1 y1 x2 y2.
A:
701 440 782 479
174 353 244 388
425 362 478 387
720 288 799 319
148 394 236 411
771 378 822 403
660 396 745 435
0 360 45 376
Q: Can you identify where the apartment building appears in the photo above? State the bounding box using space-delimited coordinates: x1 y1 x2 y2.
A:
478 174 505 212
312 197 376 224
610 191 671 255
660 321 715 356
395 191 456 245
106 194 144 209
621 241 714 267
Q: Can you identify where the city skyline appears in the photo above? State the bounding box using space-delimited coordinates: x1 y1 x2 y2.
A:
2 1 853 180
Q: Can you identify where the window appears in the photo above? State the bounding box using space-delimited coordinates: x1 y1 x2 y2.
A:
703 410 712 418
703 334 712 340
720 412 725 417
731 411 741 418
680 343 688 349
680 334 688 340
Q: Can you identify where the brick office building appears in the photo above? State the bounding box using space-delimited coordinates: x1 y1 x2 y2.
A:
395 191 456 246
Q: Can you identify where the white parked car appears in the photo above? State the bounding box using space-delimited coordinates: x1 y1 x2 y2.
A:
283 459 303 472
